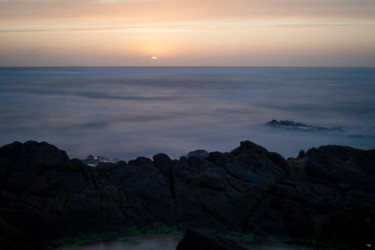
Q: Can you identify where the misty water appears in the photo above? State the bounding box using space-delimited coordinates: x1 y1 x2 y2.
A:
0 67 374 160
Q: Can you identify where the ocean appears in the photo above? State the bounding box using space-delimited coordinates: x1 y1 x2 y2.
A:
0 67 374 160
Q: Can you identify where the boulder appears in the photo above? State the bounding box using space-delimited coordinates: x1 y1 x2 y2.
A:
176 229 247 250
153 153 173 177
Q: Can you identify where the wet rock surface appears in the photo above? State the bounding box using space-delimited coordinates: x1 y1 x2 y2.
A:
0 140 374 249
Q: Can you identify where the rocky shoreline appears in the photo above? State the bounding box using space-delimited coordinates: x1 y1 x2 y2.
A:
0 140 374 249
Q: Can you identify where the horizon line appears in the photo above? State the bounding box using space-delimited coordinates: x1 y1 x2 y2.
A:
1 66 375 69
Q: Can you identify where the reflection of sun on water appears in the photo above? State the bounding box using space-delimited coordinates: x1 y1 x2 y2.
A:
151 56 158 60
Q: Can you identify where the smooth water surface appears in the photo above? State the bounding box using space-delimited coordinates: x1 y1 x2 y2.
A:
0 67 374 160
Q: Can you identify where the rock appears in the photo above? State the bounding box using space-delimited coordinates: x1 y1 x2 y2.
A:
153 153 173 177
267 152 290 175
176 229 247 250
0 141 69 174
304 146 375 192
0 140 374 249
231 140 268 155
96 161 118 170
187 150 209 158
265 119 343 132
172 141 291 233
206 151 229 167
297 150 305 158
284 145 375 245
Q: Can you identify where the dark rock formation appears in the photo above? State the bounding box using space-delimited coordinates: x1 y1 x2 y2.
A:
176 229 247 250
0 140 374 249
287 145 375 246
265 119 343 132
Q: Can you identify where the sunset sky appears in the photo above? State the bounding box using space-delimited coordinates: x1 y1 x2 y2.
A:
1 0 375 66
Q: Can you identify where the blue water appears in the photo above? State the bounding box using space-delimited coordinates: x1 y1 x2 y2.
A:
0 67 374 160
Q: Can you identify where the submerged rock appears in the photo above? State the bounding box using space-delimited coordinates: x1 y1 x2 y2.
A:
265 119 343 132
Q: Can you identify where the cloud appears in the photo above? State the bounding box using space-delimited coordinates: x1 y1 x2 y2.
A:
1 19 374 34
1 0 375 23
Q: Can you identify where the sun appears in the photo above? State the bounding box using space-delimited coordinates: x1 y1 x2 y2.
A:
151 56 158 60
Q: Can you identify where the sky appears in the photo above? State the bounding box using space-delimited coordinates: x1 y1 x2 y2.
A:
0 0 375 67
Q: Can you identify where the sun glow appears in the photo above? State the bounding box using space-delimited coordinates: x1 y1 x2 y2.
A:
0 0 374 66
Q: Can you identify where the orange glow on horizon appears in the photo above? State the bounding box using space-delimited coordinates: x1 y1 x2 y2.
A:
0 0 374 66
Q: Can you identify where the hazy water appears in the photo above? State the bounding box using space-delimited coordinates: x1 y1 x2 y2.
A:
0 67 374 160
